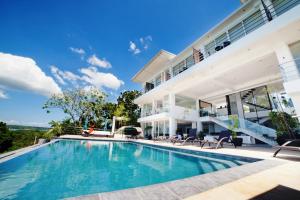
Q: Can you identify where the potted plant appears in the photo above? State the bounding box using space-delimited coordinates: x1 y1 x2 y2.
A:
228 115 243 147
198 131 205 140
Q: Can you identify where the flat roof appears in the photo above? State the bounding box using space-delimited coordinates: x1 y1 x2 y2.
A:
132 49 176 83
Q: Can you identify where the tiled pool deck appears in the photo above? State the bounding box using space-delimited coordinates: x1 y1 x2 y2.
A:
1 135 300 200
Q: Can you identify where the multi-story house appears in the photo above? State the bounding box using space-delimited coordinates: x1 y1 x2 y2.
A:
132 0 300 145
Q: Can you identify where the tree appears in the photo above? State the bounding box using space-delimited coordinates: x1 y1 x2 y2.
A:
0 122 13 152
269 111 299 144
116 90 141 126
43 87 106 126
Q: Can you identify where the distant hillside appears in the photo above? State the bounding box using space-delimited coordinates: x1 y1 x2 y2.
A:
8 125 50 131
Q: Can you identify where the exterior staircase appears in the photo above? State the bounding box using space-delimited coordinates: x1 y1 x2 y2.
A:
200 116 277 146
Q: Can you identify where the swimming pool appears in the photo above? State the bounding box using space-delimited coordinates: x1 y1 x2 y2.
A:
0 140 259 199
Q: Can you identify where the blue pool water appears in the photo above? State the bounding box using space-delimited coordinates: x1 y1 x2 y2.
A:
0 140 258 199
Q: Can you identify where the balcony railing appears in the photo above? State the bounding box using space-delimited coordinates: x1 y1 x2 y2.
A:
139 0 300 96
141 107 169 117
279 58 300 82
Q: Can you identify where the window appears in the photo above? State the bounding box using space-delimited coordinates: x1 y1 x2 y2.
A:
186 55 195 68
215 33 228 47
243 10 265 34
204 40 216 57
228 22 245 42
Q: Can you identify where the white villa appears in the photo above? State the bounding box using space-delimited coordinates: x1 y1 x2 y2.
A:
132 0 300 146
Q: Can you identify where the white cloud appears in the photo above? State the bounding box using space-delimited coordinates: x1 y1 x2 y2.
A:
50 66 66 85
51 66 80 82
0 89 8 99
128 41 141 55
145 35 152 41
51 65 124 90
87 54 112 69
70 47 85 60
80 67 124 90
0 52 62 97
129 35 152 54
70 47 85 55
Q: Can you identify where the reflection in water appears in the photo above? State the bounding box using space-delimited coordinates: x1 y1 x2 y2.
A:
0 140 256 200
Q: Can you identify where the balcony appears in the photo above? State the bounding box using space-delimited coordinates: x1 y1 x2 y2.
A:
140 0 300 95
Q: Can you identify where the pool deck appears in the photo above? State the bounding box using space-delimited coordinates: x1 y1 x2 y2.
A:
1 135 300 200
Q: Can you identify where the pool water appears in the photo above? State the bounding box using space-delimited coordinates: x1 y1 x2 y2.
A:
0 140 257 199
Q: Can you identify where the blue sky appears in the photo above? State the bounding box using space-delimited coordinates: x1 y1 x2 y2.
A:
0 0 241 127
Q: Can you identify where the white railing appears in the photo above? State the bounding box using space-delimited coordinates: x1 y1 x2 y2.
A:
279 58 300 82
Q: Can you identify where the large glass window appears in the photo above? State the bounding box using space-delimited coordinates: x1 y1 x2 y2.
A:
240 86 272 122
153 120 169 137
199 100 212 117
243 10 265 34
228 22 245 42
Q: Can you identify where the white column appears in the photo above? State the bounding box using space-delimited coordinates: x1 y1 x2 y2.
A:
235 93 244 119
275 43 300 120
151 121 155 138
197 121 203 132
169 117 177 136
112 116 116 133
152 99 156 115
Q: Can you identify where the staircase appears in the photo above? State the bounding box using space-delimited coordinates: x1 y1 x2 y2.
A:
200 116 277 146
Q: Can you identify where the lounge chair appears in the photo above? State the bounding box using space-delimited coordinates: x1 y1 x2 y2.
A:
173 129 198 145
200 131 236 149
153 133 170 142
273 139 300 157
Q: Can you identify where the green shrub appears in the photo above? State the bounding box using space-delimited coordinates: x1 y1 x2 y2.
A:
269 111 300 145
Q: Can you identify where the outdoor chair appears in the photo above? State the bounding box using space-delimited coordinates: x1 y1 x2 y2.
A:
273 139 300 157
200 131 236 149
173 129 198 145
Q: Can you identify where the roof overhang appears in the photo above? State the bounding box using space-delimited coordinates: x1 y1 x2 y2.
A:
132 50 176 83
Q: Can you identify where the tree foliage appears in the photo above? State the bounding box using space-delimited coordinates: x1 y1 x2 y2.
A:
0 122 12 152
116 90 141 126
269 111 299 144
43 87 106 126
0 122 47 153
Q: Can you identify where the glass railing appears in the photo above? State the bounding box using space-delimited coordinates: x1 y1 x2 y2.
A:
216 116 276 139
141 107 169 117
279 58 300 82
